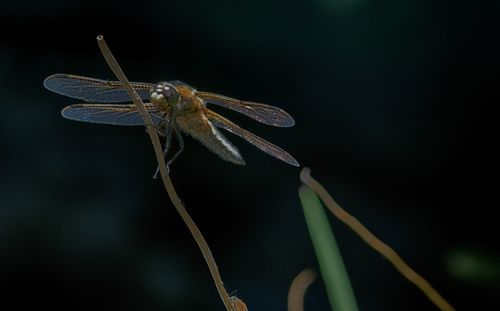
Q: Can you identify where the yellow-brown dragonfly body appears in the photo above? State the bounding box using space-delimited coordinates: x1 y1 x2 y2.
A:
44 74 299 168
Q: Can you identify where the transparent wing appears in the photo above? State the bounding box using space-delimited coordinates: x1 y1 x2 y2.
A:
44 74 153 103
204 109 299 166
196 91 295 127
61 103 164 126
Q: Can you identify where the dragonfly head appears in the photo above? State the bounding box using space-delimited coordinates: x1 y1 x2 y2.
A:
150 82 181 108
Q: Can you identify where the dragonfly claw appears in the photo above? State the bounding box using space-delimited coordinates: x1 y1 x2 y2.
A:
152 164 170 179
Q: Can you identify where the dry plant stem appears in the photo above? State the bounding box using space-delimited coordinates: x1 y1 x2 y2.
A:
299 168 455 311
229 296 248 311
96 35 237 311
287 268 317 311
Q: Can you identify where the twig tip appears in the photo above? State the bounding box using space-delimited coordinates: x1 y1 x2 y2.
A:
300 167 311 183
303 267 317 280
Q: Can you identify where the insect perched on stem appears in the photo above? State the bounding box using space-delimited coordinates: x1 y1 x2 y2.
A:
44 74 299 175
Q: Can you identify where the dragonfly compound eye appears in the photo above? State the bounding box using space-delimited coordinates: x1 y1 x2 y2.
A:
150 82 180 105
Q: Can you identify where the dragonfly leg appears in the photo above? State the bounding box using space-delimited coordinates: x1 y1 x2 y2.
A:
166 121 185 171
153 126 174 179
146 119 168 137
152 111 177 179
144 112 170 137
151 124 166 136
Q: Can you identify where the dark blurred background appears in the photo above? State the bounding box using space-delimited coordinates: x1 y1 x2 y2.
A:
1 0 499 310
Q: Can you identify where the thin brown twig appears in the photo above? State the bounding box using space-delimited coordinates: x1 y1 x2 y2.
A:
287 268 317 311
96 35 237 311
299 167 455 311
229 296 248 311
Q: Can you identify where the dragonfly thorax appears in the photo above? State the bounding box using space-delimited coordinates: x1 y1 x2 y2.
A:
150 82 180 108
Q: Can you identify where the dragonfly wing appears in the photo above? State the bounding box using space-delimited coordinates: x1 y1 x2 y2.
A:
204 109 299 166
44 74 153 103
196 91 295 127
61 103 164 126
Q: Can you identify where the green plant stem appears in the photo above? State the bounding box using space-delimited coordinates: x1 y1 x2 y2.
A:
300 168 455 311
299 185 359 311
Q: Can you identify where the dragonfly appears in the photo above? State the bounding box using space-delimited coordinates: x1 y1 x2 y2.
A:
44 74 299 174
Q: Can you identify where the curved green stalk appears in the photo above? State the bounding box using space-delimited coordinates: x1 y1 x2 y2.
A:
299 185 359 311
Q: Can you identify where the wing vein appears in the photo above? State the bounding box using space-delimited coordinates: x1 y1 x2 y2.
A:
197 91 295 127
204 109 299 166
44 74 153 103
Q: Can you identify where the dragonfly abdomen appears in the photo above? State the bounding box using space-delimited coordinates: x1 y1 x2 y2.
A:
176 113 245 165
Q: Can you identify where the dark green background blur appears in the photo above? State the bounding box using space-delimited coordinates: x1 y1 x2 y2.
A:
1 0 498 310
